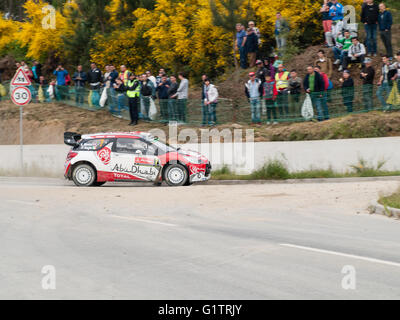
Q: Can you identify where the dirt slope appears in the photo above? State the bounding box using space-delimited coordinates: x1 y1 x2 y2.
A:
1 100 400 145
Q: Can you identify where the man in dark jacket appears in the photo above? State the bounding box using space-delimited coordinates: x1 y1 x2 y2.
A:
288 70 302 116
361 57 375 111
378 3 393 58
157 74 170 123
303 66 328 121
72 65 87 106
255 60 268 83
140 74 155 120
87 63 102 89
32 61 42 83
87 63 102 108
361 0 379 56
200 74 208 126
168 75 179 121
245 28 258 68
340 70 355 113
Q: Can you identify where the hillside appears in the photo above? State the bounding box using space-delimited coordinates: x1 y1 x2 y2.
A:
203 21 400 102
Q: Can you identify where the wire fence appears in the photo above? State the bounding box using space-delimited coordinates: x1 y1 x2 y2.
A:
1 80 400 125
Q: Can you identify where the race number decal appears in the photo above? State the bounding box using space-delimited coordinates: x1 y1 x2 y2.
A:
97 147 111 165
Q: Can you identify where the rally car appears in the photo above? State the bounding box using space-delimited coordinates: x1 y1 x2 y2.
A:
64 131 212 187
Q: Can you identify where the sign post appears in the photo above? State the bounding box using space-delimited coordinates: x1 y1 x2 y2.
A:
10 69 32 173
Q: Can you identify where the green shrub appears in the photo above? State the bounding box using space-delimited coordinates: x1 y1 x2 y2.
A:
379 188 400 210
250 160 290 180
350 158 386 177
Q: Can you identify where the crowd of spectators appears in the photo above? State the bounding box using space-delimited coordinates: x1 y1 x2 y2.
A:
8 62 198 126
243 49 400 125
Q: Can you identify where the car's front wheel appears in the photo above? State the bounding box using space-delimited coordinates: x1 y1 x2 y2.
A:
72 164 96 187
164 164 188 187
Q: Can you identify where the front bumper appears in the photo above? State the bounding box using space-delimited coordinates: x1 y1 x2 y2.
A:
189 162 212 183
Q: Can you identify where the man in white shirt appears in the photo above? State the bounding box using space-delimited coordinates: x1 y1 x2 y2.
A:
145 71 157 87
344 37 366 69
176 72 189 123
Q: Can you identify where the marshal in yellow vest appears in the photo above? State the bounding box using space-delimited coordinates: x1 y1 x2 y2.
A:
275 71 290 90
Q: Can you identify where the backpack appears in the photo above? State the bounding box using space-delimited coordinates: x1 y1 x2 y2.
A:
65 74 71 86
263 81 275 99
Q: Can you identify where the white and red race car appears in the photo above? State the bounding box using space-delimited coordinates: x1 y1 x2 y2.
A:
64 132 212 187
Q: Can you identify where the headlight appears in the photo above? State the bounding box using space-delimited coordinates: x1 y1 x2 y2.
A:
183 156 202 164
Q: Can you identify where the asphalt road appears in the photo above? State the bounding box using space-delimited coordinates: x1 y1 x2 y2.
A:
0 177 400 299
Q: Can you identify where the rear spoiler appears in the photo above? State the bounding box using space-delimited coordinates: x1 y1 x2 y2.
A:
64 132 82 147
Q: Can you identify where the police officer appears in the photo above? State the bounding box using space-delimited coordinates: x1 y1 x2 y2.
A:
126 73 141 126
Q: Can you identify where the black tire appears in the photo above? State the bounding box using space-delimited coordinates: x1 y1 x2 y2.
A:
93 181 106 187
164 164 188 187
72 164 96 187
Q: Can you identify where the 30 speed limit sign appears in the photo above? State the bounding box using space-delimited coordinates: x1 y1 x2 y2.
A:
11 86 32 106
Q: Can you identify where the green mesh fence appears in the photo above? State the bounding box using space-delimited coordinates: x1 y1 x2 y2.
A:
1 81 400 125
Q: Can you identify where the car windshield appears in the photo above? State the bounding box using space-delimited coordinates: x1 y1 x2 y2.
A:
150 139 176 153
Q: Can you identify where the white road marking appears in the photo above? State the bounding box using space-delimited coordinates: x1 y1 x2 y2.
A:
6 200 39 206
280 243 400 268
108 215 178 227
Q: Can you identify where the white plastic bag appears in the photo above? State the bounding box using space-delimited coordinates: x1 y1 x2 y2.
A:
99 88 108 107
149 97 157 120
301 93 314 121
47 85 55 99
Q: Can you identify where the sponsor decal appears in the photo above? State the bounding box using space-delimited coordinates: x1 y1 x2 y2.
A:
189 164 205 175
113 173 135 180
97 147 111 165
112 164 159 180
135 157 156 166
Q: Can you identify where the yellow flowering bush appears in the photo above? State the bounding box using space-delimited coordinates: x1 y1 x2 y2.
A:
0 0 364 76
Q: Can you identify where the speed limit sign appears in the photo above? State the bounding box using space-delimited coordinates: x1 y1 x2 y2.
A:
11 86 32 106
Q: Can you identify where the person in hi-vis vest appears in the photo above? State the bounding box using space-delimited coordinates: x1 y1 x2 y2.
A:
275 64 290 117
126 73 141 126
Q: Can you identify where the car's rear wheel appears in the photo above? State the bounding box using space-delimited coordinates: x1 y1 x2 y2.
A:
164 164 188 187
72 164 96 187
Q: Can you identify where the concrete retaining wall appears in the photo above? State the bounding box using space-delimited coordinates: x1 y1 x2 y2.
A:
0 137 399 177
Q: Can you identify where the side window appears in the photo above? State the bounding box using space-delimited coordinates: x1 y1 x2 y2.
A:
115 138 148 154
77 139 110 151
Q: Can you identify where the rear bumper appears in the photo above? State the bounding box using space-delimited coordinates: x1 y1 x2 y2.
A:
64 162 71 179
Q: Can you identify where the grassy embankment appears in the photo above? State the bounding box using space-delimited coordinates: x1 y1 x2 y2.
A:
379 189 400 210
212 158 400 180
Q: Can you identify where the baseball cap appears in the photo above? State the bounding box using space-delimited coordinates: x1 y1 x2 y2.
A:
249 72 256 77
364 57 372 63
256 60 263 65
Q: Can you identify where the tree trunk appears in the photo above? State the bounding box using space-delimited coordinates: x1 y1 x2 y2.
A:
233 33 238 70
